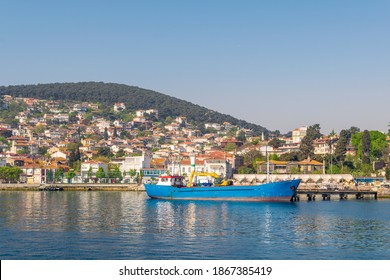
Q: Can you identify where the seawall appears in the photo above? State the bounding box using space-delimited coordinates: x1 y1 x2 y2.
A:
0 183 145 191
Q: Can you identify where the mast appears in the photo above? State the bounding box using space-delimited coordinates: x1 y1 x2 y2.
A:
178 154 181 176
266 145 270 183
190 152 196 173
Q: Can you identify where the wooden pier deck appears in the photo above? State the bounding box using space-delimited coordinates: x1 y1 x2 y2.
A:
294 189 378 201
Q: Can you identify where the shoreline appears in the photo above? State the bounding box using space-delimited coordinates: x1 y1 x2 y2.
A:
0 183 145 192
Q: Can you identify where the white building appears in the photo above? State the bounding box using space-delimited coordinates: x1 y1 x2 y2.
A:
81 160 108 182
205 123 222 131
120 152 152 173
114 103 126 112
292 126 307 143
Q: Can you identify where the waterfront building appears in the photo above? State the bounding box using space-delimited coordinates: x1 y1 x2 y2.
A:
119 152 152 174
256 160 299 174
298 158 323 174
256 158 323 174
141 168 166 179
81 160 108 182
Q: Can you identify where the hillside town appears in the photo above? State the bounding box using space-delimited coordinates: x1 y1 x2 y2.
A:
0 95 389 186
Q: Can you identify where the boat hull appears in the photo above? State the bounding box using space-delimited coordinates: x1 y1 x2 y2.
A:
144 179 301 202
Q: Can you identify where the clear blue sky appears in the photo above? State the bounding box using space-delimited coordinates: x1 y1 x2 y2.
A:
1 0 389 134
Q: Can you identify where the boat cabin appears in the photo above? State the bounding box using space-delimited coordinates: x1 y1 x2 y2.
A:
157 175 185 187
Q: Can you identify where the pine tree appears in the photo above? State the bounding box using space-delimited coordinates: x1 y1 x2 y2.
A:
362 130 371 164
306 124 322 140
299 124 322 159
104 127 109 141
334 129 348 165
300 136 314 159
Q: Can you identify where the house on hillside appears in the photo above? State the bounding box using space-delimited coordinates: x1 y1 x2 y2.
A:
114 103 126 112
292 126 307 144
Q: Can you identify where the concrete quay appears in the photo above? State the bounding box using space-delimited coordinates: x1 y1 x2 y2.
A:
0 183 145 191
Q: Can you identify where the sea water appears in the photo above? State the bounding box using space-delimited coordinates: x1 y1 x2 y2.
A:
0 191 389 260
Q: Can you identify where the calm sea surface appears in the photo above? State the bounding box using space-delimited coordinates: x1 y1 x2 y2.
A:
1 191 389 260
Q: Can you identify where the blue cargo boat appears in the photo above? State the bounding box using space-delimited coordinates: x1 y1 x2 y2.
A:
144 175 301 202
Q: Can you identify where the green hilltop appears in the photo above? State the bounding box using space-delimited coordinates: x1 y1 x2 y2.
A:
0 82 269 135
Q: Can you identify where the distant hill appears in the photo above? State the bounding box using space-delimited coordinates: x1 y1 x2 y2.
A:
0 82 269 135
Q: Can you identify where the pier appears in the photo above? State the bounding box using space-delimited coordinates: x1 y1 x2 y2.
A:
294 189 378 201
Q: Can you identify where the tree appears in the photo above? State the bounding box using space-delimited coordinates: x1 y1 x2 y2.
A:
96 167 106 181
386 167 390 180
279 152 301 161
369 131 387 159
128 169 137 182
109 165 122 180
300 136 314 159
68 143 81 167
268 138 285 149
66 169 76 183
17 147 29 155
334 129 348 165
300 124 322 159
87 167 93 181
38 146 48 156
224 142 237 152
306 124 322 140
96 147 113 158
362 130 371 164
120 130 131 139
269 154 279 160
116 149 126 158
349 126 360 136
351 130 387 162
33 124 46 134
55 169 64 182
237 166 255 174
242 150 264 167
0 166 22 182
236 130 246 142
46 169 54 183
104 127 109 141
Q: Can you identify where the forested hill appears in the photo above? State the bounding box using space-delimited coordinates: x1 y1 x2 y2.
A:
0 82 268 135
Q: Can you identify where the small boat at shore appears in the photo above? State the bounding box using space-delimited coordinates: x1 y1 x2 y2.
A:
144 175 301 202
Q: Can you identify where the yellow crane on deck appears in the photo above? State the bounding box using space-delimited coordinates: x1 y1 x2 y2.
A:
187 170 229 187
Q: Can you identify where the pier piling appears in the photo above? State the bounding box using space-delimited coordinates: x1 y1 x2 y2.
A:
296 189 377 201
